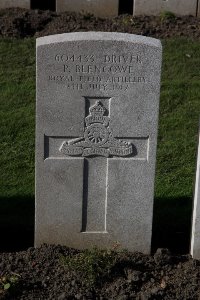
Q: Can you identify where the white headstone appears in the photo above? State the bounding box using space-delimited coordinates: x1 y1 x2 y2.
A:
191 120 200 259
56 0 119 17
35 32 162 253
134 0 197 16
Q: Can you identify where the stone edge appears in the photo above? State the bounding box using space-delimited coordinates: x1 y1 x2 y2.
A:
36 32 162 49
191 118 200 258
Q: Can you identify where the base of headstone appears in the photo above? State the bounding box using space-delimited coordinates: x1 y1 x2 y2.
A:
0 0 30 9
56 0 119 17
133 0 197 16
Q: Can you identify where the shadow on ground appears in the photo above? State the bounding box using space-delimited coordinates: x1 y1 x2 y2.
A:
0 196 34 252
0 195 193 254
152 196 193 255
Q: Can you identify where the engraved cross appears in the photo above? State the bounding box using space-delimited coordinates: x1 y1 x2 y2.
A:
60 99 133 233
45 98 147 233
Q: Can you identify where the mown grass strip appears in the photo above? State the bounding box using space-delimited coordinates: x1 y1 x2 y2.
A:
0 38 199 200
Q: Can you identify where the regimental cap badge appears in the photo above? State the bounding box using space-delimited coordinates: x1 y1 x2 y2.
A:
60 100 133 158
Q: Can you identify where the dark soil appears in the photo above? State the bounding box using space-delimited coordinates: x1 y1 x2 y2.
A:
0 8 199 39
1 8 200 299
1 245 200 300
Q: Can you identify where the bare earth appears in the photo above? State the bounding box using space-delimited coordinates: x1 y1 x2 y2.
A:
1 245 200 299
0 8 199 39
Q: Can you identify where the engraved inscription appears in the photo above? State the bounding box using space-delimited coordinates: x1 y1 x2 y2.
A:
74 64 135 74
60 101 133 158
55 54 141 64
48 52 146 91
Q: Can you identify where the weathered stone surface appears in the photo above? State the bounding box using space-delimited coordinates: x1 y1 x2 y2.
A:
0 0 30 9
191 121 200 259
56 0 119 17
35 32 162 253
134 0 197 16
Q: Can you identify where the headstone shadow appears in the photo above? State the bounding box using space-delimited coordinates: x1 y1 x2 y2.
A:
152 196 193 254
0 195 193 254
0 196 34 252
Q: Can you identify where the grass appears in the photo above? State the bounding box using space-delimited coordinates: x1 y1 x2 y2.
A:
0 38 35 198
156 39 200 198
0 37 199 252
0 39 35 250
159 11 176 22
0 273 20 294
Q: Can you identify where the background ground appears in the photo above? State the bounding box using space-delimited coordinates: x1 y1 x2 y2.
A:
0 7 200 299
0 8 199 39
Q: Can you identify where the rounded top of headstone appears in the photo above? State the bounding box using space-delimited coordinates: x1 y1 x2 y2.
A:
36 32 162 49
